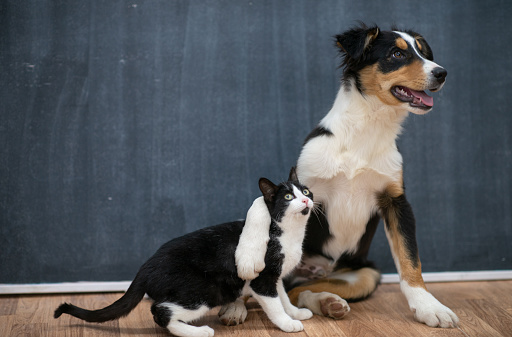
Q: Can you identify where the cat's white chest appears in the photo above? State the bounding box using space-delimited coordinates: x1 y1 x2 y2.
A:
278 219 308 277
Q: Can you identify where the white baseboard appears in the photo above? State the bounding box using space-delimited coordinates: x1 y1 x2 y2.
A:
380 270 512 284
1 270 511 295
0 281 132 295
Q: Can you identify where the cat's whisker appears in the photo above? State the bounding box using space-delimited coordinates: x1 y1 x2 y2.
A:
311 202 326 228
312 202 324 213
312 203 323 215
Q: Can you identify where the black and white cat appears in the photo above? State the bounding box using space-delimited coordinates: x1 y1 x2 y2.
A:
54 169 314 337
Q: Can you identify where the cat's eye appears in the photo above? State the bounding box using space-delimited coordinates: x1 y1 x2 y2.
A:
284 194 294 200
303 189 310 196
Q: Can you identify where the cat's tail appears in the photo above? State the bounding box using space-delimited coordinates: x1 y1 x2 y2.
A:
54 275 146 323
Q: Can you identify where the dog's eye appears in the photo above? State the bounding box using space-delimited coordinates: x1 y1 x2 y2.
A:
284 194 294 200
393 51 405 59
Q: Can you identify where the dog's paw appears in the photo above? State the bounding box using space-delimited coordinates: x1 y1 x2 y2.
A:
297 291 350 320
320 295 350 319
404 285 459 328
412 300 459 328
218 298 247 326
295 261 328 280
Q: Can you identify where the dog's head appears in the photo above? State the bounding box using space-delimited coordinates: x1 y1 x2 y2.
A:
336 24 447 115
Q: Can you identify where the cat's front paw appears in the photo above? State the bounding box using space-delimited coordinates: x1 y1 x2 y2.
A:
289 308 313 321
196 326 215 337
276 318 304 333
218 298 247 326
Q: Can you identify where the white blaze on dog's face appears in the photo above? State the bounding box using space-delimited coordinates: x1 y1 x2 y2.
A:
337 27 447 115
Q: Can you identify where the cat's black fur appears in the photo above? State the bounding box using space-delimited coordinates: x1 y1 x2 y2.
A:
54 169 313 335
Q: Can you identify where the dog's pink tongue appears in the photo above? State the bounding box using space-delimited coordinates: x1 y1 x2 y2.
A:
410 89 434 107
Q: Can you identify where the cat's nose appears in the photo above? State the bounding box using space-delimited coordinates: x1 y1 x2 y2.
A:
302 199 309 206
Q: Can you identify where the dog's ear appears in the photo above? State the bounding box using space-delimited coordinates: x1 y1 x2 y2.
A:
335 25 379 60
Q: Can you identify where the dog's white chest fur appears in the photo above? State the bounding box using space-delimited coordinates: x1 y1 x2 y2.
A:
297 85 407 259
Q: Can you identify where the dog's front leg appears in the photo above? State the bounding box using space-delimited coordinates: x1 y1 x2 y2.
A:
378 184 459 328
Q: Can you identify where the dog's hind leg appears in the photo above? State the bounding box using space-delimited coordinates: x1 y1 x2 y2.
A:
287 266 380 319
286 211 381 319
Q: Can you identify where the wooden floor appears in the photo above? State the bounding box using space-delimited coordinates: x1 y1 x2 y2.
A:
1 280 511 337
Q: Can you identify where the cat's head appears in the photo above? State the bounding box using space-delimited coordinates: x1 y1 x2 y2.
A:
258 167 314 222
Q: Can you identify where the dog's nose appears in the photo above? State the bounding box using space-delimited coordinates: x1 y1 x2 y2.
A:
432 67 447 83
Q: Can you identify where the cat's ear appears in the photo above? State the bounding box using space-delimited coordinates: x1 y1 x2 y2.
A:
288 166 298 182
259 178 278 203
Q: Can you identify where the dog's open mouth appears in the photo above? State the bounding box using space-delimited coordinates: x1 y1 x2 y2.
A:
391 86 433 110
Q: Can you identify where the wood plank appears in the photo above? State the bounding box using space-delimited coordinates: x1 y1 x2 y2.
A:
52 294 85 337
453 306 504 337
1 281 511 336
70 294 120 337
11 323 50 337
118 298 168 337
306 317 350 337
465 299 512 336
0 295 18 315
0 316 14 337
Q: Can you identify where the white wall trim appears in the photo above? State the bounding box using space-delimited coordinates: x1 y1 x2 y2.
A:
0 281 132 295
1 270 511 295
381 270 512 284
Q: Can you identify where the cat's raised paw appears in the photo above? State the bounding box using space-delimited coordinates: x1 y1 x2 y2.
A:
218 298 247 326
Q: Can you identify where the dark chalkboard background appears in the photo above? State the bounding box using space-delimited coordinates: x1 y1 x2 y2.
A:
1 1 511 284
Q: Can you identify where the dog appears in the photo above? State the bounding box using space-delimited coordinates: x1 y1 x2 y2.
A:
227 24 459 329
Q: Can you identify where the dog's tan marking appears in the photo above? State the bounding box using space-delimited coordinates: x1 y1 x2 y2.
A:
378 183 426 290
287 267 381 305
384 180 404 199
396 37 407 50
415 38 423 51
365 27 379 49
359 60 428 106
